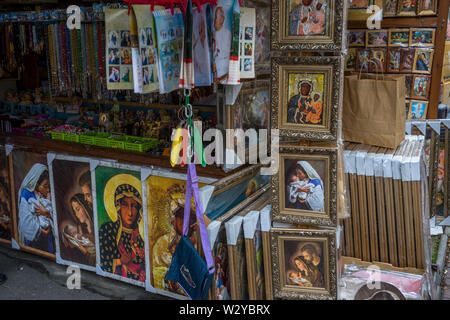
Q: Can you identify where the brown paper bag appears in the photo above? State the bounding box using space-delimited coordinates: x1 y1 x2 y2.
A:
343 74 405 149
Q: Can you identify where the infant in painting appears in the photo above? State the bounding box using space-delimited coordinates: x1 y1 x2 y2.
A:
288 172 314 202
63 224 95 254
28 197 53 231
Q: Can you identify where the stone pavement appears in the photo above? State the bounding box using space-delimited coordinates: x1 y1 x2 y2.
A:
0 245 167 300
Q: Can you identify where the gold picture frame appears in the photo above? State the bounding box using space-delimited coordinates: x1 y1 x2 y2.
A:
412 48 434 74
272 143 338 226
366 29 389 47
407 100 429 120
388 29 411 47
397 0 418 16
271 0 346 51
417 0 437 15
271 227 337 300
409 28 436 47
383 0 399 17
271 56 342 141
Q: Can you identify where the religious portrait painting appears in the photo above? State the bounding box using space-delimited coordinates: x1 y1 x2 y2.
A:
413 48 434 74
49 155 96 271
411 75 430 99
370 48 387 72
11 150 55 258
348 0 382 20
418 0 437 15
272 0 345 51
254 5 270 73
397 0 418 16
145 173 208 298
356 49 370 72
94 162 146 286
407 100 428 120
400 48 415 72
271 228 337 300
366 30 388 47
387 48 401 73
405 74 413 97
345 48 357 71
272 145 337 227
212 230 231 300
0 146 12 244
388 29 410 46
347 30 366 47
272 56 341 141
383 0 398 16
349 0 370 9
410 28 435 47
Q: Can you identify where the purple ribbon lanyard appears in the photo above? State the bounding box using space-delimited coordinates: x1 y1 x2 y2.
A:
183 163 215 273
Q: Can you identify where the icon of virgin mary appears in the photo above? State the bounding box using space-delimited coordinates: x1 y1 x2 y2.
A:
99 174 146 282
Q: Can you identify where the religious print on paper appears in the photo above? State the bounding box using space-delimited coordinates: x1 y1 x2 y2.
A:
212 0 234 84
239 7 256 79
94 164 146 286
132 4 160 93
193 4 212 87
105 9 134 90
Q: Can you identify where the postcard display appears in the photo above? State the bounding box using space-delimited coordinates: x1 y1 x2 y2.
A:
269 0 348 300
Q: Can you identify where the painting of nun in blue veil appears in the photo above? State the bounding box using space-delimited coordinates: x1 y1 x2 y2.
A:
285 160 325 212
13 150 56 256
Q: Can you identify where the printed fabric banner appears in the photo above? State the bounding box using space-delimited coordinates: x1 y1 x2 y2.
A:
180 0 195 89
212 0 234 84
154 8 184 94
239 7 255 79
193 4 212 87
105 9 134 90
226 0 241 85
132 4 161 93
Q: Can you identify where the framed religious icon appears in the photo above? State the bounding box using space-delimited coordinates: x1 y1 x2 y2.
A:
49 154 96 272
400 48 415 72
345 48 358 72
411 75 431 99
271 0 346 51
397 0 418 16
409 28 435 47
347 30 366 47
412 48 434 74
370 48 387 73
356 49 370 72
405 74 413 97
0 145 12 245
387 48 402 72
417 0 437 15
271 227 337 300
92 160 146 287
407 100 429 120
348 0 383 21
366 30 388 47
271 143 338 226
271 56 342 141
11 149 55 259
383 0 398 16
388 29 411 47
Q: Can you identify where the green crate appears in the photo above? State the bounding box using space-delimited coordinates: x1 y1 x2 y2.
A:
79 133 95 145
63 132 80 143
49 131 64 141
123 136 158 152
108 137 125 149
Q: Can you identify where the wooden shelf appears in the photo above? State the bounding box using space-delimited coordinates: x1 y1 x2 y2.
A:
0 133 235 179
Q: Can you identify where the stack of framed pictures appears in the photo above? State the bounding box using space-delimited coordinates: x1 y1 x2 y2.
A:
268 0 347 300
345 28 436 120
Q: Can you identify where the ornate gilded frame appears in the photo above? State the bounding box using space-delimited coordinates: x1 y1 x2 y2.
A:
271 143 338 226
271 228 337 300
271 56 342 141
271 0 346 51
418 0 438 16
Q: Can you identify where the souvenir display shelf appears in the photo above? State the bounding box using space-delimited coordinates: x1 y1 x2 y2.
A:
347 0 450 119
